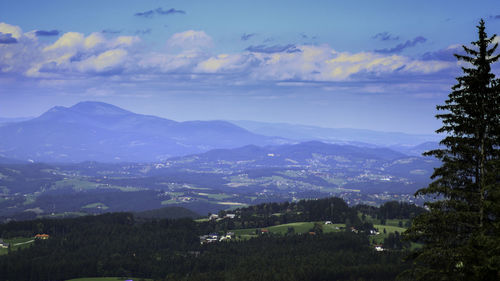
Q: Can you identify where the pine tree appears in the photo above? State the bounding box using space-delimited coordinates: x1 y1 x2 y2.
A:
402 19 500 281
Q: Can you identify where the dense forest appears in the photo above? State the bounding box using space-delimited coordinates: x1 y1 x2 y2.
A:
0 197 417 281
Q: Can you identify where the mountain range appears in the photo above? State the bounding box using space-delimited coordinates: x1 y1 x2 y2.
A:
0 101 440 163
0 102 284 162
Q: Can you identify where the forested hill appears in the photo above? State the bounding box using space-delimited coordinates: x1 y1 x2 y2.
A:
0 197 423 281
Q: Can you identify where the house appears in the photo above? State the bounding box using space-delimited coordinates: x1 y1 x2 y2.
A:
209 214 219 220
0 239 9 249
261 229 269 234
225 214 236 219
219 234 233 242
374 244 384 252
199 234 219 244
35 234 49 240
324 221 332 225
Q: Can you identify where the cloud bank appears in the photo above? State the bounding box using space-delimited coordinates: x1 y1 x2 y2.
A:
0 22 454 88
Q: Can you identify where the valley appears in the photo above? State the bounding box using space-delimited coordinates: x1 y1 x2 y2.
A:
0 140 437 221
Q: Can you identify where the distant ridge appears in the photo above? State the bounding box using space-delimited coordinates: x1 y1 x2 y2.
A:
0 101 286 163
230 120 441 146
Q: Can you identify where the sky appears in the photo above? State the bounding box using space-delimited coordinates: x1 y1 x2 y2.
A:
1 0 499 134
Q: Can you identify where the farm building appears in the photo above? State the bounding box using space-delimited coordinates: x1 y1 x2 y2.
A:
35 234 50 240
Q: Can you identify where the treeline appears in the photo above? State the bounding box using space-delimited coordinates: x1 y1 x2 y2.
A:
355 201 426 221
166 233 408 281
0 213 200 281
0 197 422 280
0 213 408 281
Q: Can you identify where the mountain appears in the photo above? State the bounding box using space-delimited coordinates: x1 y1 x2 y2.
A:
0 101 285 163
230 120 441 146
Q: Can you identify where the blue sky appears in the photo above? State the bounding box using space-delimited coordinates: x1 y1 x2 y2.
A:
1 0 499 134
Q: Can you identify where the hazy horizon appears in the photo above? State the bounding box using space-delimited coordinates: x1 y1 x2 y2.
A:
1 0 499 134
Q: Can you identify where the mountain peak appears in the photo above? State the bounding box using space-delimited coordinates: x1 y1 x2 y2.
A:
69 101 132 116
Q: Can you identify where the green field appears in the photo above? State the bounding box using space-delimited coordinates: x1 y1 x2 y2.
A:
371 224 407 244
67 277 152 281
233 221 345 239
198 192 233 200
0 237 35 255
232 220 407 244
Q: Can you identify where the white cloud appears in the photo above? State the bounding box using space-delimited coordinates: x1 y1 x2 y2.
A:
84 32 106 50
0 22 23 39
17 30 140 77
0 24 43 74
166 30 213 52
44 32 84 52
76 49 128 73
112 36 141 47
196 53 253 73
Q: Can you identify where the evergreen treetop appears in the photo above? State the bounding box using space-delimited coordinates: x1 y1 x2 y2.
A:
403 19 500 281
